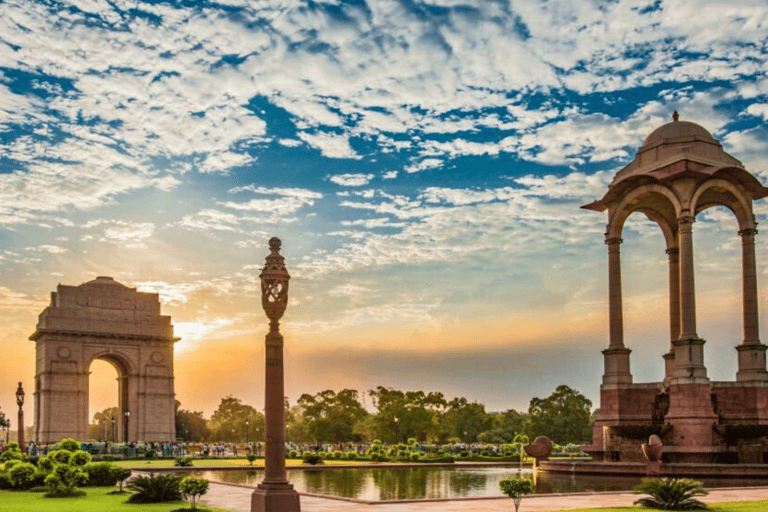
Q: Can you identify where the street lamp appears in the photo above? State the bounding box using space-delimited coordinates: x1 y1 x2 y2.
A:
393 417 399 444
251 237 300 512
124 411 130 443
246 421 249 444
6 419 10 445
16 382 25 449
111 416 116 442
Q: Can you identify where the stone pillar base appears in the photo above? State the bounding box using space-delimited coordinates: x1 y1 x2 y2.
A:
671 337 707 380
645 460 662 475
736 343 768 382
602 347 632 385
251 482 301 512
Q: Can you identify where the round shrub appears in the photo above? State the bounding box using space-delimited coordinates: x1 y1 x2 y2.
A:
410 453 420 461
345 452 357 460
50 450 72 465
460 451 468 457
83 462 118 486
58 439 80 452
0 471 13 490
332 450 343 459
71 450 92 466
9 462 38 490
301 452 324 465
288 450 298 458
44 462 89 497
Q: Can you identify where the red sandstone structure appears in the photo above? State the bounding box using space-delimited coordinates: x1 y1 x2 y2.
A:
251 237 301 512
582 113 768 464
30 277 178 443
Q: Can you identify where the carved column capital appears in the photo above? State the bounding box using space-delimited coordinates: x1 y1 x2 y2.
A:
739 228 758 237
678 214 695 226
605 236 623 246
665 247 679 256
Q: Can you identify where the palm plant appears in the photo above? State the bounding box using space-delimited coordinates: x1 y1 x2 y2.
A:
126 474 183 503
634 478 708 510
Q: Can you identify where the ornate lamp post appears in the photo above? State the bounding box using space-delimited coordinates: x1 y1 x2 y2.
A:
251 237 301 512
16 383 25 449
124 410 130 443
111 416 116 442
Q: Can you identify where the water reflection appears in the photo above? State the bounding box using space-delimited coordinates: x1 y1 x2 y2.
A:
188 467 768 501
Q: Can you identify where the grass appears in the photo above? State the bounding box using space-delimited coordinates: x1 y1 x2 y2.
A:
115 458 373 468
0 486 232 512
542 503 768 512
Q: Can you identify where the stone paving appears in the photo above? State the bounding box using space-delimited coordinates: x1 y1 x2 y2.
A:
200 482 768 512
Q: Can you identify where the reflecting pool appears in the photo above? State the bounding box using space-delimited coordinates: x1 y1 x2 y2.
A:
187 467 768 501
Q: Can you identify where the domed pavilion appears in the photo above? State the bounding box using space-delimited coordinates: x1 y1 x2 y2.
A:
582 112 768 463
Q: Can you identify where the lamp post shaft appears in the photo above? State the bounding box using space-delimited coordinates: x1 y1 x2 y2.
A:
16 382 24 449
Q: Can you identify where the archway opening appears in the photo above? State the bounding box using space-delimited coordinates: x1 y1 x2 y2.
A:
88 357 127 442
621 212 670 383
694 205 742 381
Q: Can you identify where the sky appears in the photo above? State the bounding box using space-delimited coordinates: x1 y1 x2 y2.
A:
1 0 768 427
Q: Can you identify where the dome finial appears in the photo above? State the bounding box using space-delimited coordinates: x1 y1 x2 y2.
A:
672 110 679 122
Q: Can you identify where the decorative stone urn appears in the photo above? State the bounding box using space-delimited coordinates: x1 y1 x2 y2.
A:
523 436 553 464
641 434 663 474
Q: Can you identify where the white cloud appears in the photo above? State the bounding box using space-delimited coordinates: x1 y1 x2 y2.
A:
405 158 443 174
298 132 360 159
328 174 374 187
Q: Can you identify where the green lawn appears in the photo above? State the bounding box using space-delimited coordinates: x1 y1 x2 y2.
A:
0 487 231 512
543 503 768 512
116 458 369 468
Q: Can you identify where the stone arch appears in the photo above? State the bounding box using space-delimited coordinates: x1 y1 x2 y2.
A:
690 177 754 231
607 183 682 246
30 277 178 444
86 352 133 442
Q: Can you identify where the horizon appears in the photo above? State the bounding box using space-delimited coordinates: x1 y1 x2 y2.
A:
2 0 768 428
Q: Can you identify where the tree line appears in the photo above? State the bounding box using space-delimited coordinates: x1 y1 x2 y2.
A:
89 384 595 446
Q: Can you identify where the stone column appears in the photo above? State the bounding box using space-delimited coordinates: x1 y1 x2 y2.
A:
673 214 707 380
664 247 680 381
252 238 301 512
736 228 768 381
602 236 632 385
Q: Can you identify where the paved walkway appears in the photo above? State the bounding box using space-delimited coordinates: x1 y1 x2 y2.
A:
201 483 768 511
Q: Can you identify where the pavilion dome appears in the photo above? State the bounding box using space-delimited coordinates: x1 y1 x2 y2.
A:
641 118 716 148
610 112 743 186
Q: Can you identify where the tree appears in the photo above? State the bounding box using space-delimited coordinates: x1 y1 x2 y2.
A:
89 407 118 441
369 387 447 443
180 476 209 510
286 404 312 443
175 401 211 442
298 389 368 443
499 477 534 512
481 409 528 443
526 385 593 445
209 397 264 442
445 399 492 443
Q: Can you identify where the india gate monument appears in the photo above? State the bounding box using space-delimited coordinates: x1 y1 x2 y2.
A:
30 276 177 443
582 113 768 464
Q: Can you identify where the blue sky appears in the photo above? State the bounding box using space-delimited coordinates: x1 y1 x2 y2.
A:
1 0 768 421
